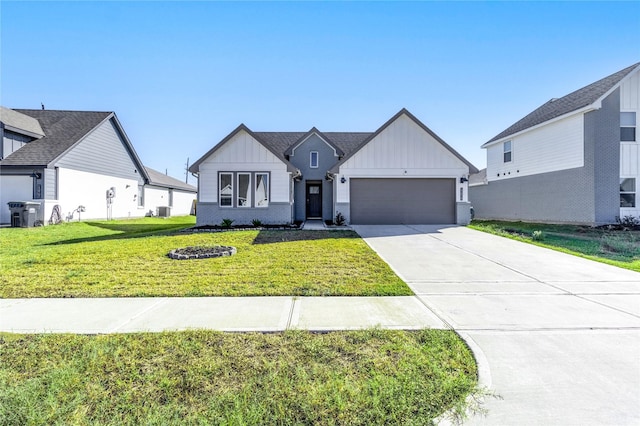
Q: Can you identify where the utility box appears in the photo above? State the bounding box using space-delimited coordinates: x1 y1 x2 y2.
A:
156 206 171 218
7 201 40 227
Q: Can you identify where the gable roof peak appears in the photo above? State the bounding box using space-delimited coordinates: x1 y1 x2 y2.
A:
484 62 640 146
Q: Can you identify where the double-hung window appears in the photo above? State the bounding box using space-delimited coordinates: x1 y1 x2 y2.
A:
255 173 269 207
237 173 251 207
621 112 636 142
503 141 512 163
620 178 636 208
219 173 233 207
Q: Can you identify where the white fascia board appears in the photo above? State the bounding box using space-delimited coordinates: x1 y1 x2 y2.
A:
481 106 594 149
594 64 640 109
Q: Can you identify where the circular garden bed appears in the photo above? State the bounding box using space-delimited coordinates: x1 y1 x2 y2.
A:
168 246 236 260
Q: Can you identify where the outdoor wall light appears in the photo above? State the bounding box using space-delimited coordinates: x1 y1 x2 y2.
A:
340 176 346 184
460 177 469 183
32 171 42 179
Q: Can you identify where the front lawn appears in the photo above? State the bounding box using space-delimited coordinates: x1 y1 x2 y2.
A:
0 217 411 297
469 220 640 272
0 329 478 425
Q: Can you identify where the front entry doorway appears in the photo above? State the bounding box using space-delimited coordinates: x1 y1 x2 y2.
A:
306 181 322 219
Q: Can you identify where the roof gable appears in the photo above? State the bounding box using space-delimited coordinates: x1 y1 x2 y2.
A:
189 124 297 173
284 127 345 157
1 109 149 182
330 108 478 173
484 62 640 146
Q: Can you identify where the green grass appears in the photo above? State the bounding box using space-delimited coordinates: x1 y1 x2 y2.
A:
0 329 478 425
469 220 640 272
0 217 411 298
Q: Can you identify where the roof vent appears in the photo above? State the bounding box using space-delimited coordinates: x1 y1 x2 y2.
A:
549 98 558 103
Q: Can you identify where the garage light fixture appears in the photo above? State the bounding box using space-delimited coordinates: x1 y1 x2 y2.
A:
460 177 468 183
340 177 346 184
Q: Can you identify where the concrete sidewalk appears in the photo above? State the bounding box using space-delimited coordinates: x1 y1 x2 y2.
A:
0 296 446 334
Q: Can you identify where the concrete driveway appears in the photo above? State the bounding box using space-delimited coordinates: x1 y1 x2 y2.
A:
352 225 640 426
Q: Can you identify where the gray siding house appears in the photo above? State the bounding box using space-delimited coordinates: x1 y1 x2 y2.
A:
0 107 195 224
189 109 478 226
470 62 640 225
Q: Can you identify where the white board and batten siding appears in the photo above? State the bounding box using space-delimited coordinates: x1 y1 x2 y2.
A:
198 130 290 203
336 114 470 204
486 113 584 183
620 69 640 217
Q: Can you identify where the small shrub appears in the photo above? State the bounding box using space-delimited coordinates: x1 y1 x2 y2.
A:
616 215 640 229
531 230 544 241
251 219 262 227
334 212 346 226
221 218 234 228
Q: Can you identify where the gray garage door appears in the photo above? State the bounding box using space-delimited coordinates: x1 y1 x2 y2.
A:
350 178 455 224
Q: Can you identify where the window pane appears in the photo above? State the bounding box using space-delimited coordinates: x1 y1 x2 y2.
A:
620 194 636 208
220 173 232 207
237 173 251 207
621 127 636 142
503 141 511 152
255 174 269 207
310 151 318 168
503 152 512 163
621 112 636 126
620 178 635 192
137 186 144 207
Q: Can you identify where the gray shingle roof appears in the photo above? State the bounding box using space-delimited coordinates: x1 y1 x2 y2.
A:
485 62 640 145
254 131 372 160
145 167 197 192
0 106 45 138
189 109 477 175
1 109 112 166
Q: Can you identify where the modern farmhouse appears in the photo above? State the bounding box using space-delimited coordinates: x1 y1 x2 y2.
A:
189 109 478 226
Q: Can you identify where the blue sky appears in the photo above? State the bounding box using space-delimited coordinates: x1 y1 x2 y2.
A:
2 1 639 181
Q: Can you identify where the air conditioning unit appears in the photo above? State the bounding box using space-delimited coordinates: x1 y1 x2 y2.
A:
156 206 171 218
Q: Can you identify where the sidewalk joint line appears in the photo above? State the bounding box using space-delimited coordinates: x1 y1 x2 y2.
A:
107 298 168 333
286 297 297 330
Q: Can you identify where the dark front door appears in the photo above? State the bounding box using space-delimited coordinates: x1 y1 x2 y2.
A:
306 182 322 218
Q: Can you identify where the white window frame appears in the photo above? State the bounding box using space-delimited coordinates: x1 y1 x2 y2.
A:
621 112 637 142
237 173 252 208
219 172 233 207
310 151 319 168
503 141 512 163
255 173 269 208
620 177 636 208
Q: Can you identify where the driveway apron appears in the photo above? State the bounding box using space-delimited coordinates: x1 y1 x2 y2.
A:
352 225 640 426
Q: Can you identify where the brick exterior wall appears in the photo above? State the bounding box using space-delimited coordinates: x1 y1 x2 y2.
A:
470 90 621 225
195 202 292 226
588 89 621 223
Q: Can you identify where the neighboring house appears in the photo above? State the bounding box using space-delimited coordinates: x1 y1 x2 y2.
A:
189 108 478 226
0 107 195 224
470 62 640 225
144 167 197 216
